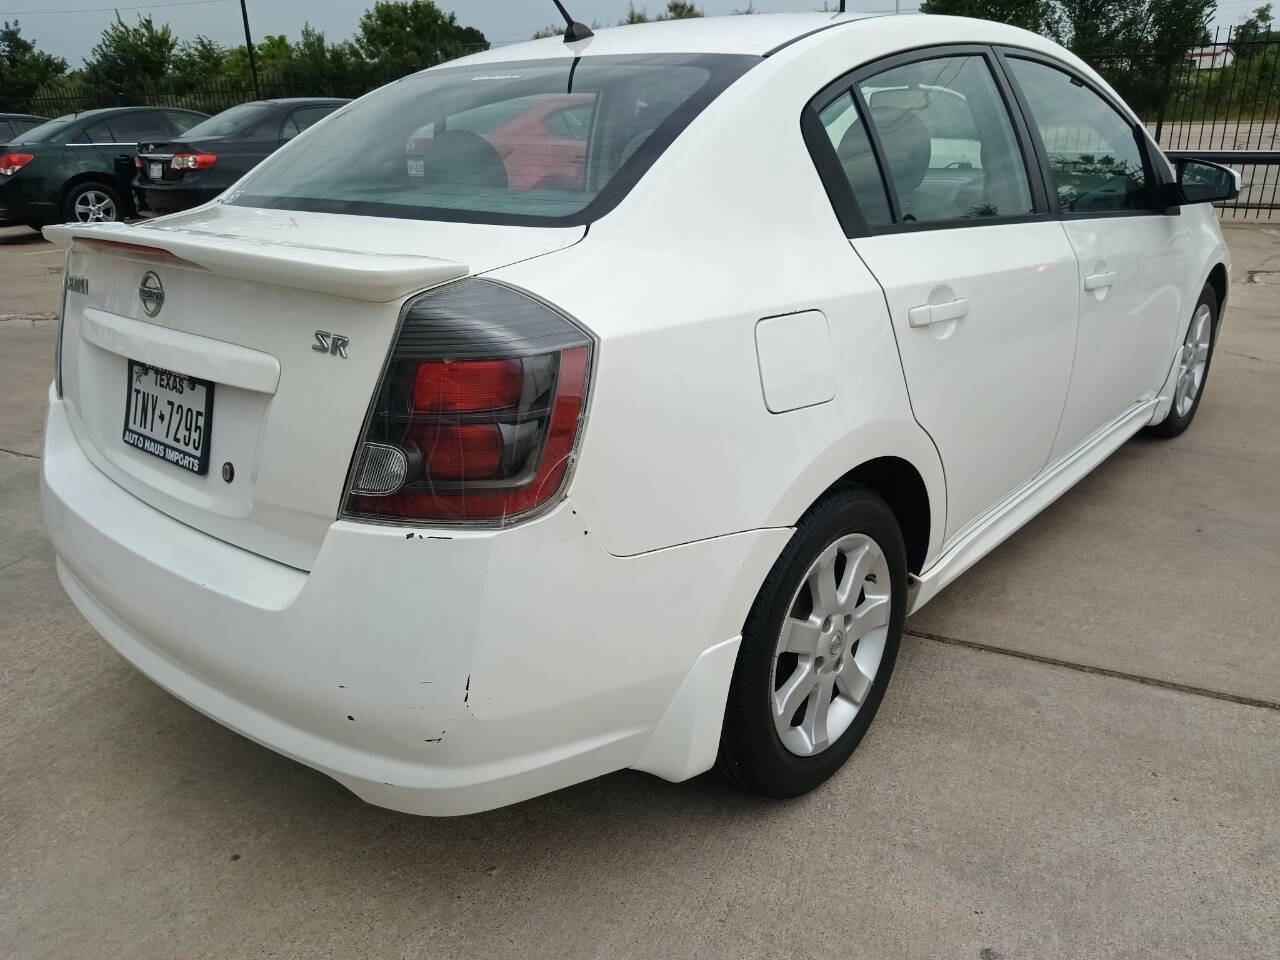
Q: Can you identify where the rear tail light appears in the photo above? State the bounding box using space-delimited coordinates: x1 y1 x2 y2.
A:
171 153 217 170
0 153 34 176
342 279 594 525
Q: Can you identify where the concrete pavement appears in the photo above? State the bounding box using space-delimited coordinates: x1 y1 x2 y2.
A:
1 223 1277 958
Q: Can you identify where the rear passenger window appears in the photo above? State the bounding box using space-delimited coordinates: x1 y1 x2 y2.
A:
107 112 168 143
0 121 13 141
83 121 114 142
283 106 336 139
1007 57 1150 213
818 92 892 226
857 55 1033 224
165 111 202 134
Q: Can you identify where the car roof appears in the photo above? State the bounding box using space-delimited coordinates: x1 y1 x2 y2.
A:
261 97 350 105
54 106 204 122
456 12 875 63
0 112 46 121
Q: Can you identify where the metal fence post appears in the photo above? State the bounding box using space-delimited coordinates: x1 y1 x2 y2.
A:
1153 39 1178 144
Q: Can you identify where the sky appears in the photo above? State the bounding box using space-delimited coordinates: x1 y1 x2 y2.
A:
1 0 1259 66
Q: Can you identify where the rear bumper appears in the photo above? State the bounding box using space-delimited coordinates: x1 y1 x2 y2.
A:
41 389 786 815
134 181 221 215
0 174 47 223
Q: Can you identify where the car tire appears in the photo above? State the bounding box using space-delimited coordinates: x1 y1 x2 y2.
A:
717 484 908 798
1145 283 1219 439
61 181 123 224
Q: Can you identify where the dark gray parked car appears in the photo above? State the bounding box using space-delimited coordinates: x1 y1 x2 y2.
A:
134 98 349 215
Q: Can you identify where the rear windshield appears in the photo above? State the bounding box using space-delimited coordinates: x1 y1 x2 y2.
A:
181 102 274 139
228 53 756 226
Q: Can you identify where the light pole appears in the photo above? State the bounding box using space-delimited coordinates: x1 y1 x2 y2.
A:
239 0 260 99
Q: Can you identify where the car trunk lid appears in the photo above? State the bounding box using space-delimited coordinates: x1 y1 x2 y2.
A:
46 205 584 569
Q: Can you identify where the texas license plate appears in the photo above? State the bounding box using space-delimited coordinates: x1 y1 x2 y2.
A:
149 162 163 179
122 360 214 474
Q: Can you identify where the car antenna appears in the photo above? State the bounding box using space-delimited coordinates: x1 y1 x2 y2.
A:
551 0 593 42
838 1 847 10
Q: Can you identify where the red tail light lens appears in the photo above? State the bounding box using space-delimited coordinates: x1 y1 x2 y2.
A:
171 153 217 171
412 359 522 413
343 279 594 526
409 423 503 481
0 153 34 176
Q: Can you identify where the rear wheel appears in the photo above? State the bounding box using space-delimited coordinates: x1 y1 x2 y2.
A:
1146 284 1218 439
717 486 907 798
62 181 122 224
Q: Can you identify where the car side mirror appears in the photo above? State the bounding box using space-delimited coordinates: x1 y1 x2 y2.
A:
1168 157 1241 206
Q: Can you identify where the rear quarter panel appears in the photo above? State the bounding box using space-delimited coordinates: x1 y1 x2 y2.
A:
490 33 953 561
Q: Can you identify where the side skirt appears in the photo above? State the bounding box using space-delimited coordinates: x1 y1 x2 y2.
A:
907 398 1157 614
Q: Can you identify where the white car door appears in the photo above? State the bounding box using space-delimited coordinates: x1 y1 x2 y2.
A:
810 49 1079 543
1003 53 1195 459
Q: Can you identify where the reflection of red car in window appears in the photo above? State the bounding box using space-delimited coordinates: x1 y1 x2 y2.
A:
406 94 593 191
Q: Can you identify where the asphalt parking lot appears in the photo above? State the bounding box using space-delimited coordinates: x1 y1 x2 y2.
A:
1 221 1277 959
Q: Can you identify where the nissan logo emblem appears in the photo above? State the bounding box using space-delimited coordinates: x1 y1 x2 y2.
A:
139 271 165 318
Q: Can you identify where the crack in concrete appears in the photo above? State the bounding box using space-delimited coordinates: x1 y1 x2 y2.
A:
0 447 40 460
0 312 56 323
1221 348 1280 366
908 630 1280 713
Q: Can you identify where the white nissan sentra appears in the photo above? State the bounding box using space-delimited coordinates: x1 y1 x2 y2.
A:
41 14 1237 815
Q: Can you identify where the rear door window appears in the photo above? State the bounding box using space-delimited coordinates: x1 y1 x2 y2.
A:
281 105 337 141
229 53 756 226
106 112 169 143
165 110 203 134
78 121 114 143
857 55 1033 223
0 121 13 141
817 92 892 226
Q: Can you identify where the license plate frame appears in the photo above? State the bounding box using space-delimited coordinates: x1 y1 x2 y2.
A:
122 360 215 475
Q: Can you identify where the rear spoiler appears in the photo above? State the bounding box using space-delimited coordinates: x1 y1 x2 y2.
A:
43 221 468 304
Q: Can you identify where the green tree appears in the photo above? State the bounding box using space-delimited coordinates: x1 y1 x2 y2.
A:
82 13 175 92
919 0 1058 35
221 34 293 89
355 0 487 79
169 35 226 90
286 24 364 89
1143 0 1218 51
1234 3 1274 57
922 0 1216 57
657 1 703 18
532 24 566 38
0 20 68 112
622 3 651 22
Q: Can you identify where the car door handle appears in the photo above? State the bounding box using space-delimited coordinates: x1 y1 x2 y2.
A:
908 297 970 328
1083 270 1117 291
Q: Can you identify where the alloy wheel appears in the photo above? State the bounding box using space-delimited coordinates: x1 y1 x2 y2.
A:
73 190 118 224
772 533 892 757
1173 303 1213 418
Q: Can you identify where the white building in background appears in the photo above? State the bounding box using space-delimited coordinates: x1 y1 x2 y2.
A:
1187 45 1236 69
